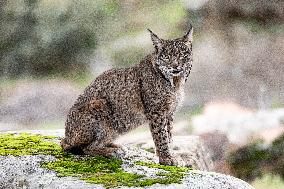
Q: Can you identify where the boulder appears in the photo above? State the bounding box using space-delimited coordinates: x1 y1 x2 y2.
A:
0 130 254 189
138 136 215 172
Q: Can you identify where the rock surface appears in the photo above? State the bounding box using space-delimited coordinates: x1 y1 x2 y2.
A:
0 130 255 189
138 136 215 171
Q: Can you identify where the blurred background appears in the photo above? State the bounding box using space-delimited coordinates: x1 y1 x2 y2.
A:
0 0 283 188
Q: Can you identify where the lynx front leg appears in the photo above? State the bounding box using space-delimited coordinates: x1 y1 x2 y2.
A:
149 113 177 166
166 114 174 144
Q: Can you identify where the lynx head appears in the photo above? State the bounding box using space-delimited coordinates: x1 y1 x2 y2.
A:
148 25 193 86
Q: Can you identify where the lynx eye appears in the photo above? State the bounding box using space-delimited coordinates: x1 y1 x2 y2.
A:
180 57 189 64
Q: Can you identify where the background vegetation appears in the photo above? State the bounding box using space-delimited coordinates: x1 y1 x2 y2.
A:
1 0 283 108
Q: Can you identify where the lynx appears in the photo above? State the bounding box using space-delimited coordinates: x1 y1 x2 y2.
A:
61 25 193 166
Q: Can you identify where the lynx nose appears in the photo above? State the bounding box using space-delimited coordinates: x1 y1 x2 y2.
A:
172 63 178 69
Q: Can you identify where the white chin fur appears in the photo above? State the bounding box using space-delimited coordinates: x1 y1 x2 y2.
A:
171 72 182 77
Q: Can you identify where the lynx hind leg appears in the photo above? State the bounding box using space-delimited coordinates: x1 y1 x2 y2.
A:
61 98 109 152
80 113 124 157
83 141 125 158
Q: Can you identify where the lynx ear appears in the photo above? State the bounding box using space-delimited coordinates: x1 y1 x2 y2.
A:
183 24 193 46
148 29 163 51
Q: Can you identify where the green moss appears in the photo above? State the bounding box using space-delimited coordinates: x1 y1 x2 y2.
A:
136 161 191 172
42 156 145 188
0 133 190 188
135 161 192 185
0 133 63 156
43 157 191 188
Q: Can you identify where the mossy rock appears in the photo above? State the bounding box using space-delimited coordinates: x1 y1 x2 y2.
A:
0 131 254 189
0 133 190 188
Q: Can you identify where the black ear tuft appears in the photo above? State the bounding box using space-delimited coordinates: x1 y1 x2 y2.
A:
183 24 193 46
148 29 163 51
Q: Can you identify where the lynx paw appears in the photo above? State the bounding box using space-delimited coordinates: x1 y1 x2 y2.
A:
60 138 72 150
159 155 189 167
159 156 179 166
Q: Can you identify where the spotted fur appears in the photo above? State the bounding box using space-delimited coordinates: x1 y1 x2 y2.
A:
61 26 193 166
